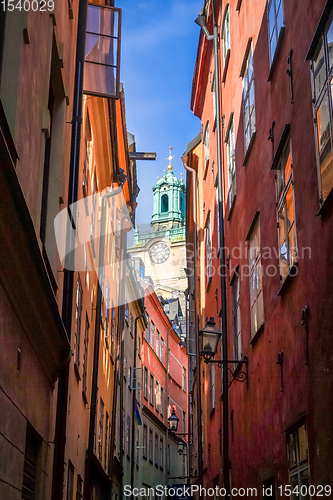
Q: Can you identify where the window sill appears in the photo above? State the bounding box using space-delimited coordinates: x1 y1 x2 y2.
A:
243 131 256 166
316 185 333 217
267 27 285 82
74 362 81 381
278 263 298 296
249 323 264 346
222 49 231 83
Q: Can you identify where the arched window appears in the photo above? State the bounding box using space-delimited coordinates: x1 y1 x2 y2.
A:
161 194 169 213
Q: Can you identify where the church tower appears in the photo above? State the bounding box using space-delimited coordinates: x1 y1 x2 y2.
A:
129 147 187 317
151 146 185 231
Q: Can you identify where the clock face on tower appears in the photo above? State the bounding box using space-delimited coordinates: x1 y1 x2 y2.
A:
149 241 170 264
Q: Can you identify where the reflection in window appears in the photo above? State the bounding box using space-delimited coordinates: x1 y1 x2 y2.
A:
267 0 284 63
227 117 236 210
222 5 230 64
84 4 121 98
248 216 264 336
311 10 333 202
275 139 297 283
242 46 256 153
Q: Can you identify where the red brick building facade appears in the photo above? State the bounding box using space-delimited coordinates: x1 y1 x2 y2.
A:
186 0 333 495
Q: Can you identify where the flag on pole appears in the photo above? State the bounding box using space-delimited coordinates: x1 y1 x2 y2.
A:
134 398 142 426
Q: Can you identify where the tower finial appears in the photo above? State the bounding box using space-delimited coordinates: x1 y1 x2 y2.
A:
166 145 175 171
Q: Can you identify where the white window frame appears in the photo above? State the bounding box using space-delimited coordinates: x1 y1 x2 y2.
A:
248 216 264 337
242 45 256 155
222 4 230 65
267 0 284 64
226 116 236 210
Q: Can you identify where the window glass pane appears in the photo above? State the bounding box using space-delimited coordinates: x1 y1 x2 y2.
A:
317 91 331 152
250 97 256 136
257 286 264 329
327 14 333 71
300 469 310 500
248 53 254 80
318 90 333 200
276 0 283 34
298 425 308 463
243 76 248 102
284 148 292 182
87 5 119 37
249 81 255 108
270 29 277 62
313 40 326 100
290 474 299 500
268 0 275 40
244 99 250 131
84 62 116 97
288 432 298 467
286 184 295 232
85 35 118 66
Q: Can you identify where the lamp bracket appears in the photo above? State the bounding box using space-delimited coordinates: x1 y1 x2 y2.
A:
203 356 249 388
174 432 191 444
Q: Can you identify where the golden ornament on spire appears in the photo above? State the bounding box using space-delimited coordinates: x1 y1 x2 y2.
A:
166 145 175 171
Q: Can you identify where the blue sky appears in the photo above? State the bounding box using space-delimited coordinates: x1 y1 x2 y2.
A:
118 0 203 225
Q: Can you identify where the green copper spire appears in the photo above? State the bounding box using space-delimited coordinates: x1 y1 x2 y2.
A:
151 146 186 232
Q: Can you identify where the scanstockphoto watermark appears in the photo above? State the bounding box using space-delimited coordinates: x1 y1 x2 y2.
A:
123 485 260 497
185 242 312 281
53 189 312 307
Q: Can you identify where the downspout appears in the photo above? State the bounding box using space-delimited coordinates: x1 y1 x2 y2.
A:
182 156 202 487
84 185 124 500
130 308 146 497
51 0 88 498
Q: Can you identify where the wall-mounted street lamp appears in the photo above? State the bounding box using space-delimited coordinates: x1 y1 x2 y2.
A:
168 407 179 432
199 318 248 386
198 317 221 360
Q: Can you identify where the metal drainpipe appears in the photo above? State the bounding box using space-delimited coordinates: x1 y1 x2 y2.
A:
84 185 124 500
211 0 230 496
182 157 202 487
51 0 88 498
130 308 146 497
